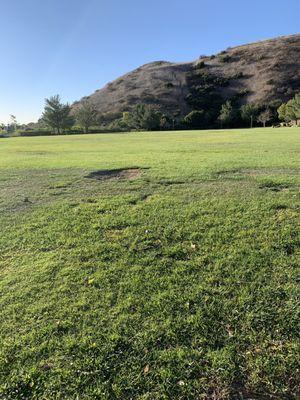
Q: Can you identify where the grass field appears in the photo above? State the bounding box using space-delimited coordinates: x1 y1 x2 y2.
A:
0 128 299 399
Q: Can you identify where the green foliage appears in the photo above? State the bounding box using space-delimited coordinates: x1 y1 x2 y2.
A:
42 95 74 134
98 111 123 127
0 128 299 399
141 105 162 131
122 104 162 131
219 54 231 63
240 103 259 128
232 89 250 100
74 101 98 133
185 70 227 128
159 114 172 130
183 110 209 128
277 103 288 122
277 93 300 123
194 61 206 69
108 117 129 131
188 70 229 87
8 115 18 133
286 93 300 122
257 109 273 127
218 101 237 127
186 86 224 111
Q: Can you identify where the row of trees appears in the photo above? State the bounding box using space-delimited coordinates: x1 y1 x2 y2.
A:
217 102 272 129
13 91 299 135
41 95 98 134
0 115 19 134
183 93 300 130
40 96 169 133
103 99 293 132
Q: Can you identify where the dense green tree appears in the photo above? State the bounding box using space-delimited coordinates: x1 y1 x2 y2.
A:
286 93 300 123
98 112 122 127
42 95 74 134
141 105 162 130
74 101 97 133
240 103 258 128
218 101 236 128
277 93 300 124
131 104 148 129
121 112 131 128
277 103 288 122
108 118 128 131
123 104 162 131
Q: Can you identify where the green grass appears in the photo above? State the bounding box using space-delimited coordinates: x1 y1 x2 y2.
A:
0 128 299 399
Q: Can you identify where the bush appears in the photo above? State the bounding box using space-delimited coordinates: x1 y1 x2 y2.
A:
219 54 231 63
17 130 52 137
232 89 250 99
183 110 210 128
194 61 206 69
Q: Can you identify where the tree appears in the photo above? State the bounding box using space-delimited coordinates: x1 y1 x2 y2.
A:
285 93 300 124
183 110 208 128
6 115 18 133
10 115 17 128
277 103 288 122
277 93 300 124
108 118 128 131
74 101 97 133
123 104 162 131
131 104 148 129
42 95 74 134
159 114 171 130
141 105 161 130
257 109 272 127
218 101 236 128
240 103 258 128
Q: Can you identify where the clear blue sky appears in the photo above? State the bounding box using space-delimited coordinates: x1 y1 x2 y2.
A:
1 0 299 123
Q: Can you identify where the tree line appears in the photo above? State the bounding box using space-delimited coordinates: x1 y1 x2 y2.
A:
2 92 299 136
42 92 300 134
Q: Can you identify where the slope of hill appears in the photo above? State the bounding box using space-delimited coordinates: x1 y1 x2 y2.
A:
74 34 300 118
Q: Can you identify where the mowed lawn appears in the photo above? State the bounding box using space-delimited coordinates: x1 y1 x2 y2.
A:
0 128 299 399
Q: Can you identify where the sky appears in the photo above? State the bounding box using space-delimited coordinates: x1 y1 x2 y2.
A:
0 0 299 124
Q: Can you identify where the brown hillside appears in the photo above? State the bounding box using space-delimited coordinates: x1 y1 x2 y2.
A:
74 34 300 117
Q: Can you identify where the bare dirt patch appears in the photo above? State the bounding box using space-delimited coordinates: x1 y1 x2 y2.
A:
86 168 142 181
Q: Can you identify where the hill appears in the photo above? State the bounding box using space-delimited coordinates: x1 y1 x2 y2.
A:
74 34 300 119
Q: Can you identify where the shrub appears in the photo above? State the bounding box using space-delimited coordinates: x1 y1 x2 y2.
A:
194 61 205 69
17 130 58 136
183 110 209 128
219 54 232 63
233 89 250 99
